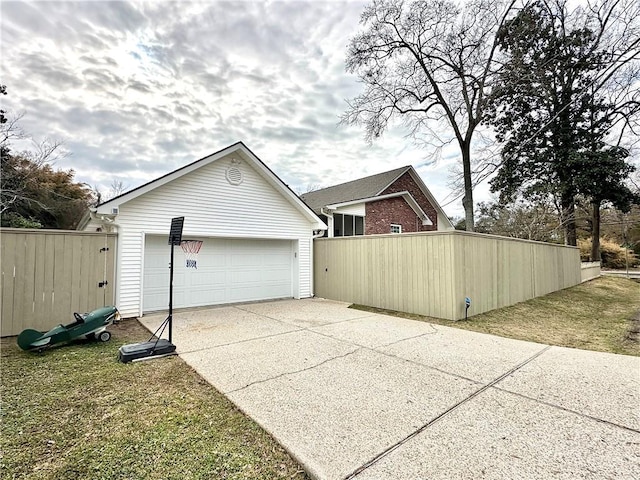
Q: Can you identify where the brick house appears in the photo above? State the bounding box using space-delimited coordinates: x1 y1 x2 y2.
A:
300 166 454 237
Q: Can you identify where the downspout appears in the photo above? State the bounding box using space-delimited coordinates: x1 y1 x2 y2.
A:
87 211 120 234
320 207 334 238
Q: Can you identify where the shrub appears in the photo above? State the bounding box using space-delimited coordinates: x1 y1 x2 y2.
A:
578 238 639 268
0 212 43 229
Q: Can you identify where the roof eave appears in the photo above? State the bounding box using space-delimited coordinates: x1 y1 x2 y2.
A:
327 191 433 226
95 142 327 231
374 166 412 196
406 168 454 229
95 142 245 212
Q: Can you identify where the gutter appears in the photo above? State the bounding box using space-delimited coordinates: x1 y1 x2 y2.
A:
82 210 119 233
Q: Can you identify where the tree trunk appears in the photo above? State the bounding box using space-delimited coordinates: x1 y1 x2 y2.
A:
591 200 601 263
561 191 577 246
461 140 474 231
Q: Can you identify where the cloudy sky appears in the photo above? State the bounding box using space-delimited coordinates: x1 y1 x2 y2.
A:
1 0 491 218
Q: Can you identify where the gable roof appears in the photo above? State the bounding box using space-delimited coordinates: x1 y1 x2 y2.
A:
300 166 411 213
299 165 454 229
86 142 326 230
327 191 433 226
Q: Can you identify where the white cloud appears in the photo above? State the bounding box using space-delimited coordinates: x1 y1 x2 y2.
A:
1 0 494 220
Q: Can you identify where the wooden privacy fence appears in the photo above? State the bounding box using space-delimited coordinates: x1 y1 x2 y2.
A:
314 231 581 320
1 229 117 336
581 262 601 282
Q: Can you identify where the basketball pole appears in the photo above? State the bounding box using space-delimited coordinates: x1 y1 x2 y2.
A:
117 217 183 363
169 240 174 344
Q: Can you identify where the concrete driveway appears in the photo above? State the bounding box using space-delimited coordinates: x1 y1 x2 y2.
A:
140 298 640 480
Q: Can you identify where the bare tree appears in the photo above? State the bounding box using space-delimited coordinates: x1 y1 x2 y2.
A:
108 179 128 199
475 197 563 242
1 136 67 216
1 112 25 153
294 183 322 196
88 179 130 206
342 0 517 231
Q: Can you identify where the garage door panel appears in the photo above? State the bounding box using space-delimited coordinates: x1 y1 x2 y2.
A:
231 269 262 284
189 286 226 305
173 291 187 306
190 269 226 287
262 268 291 282
264 252 291 262
144 271 167 288
230 268 290 285
231 254 264 267
144 292 167 310
144 271 185 287
143 236 293 312
265 258 291 267
198 253 226 267
229 283 290 302
145 252 167 267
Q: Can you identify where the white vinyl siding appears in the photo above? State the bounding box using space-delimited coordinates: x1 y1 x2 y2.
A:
89 152 317 317
298 238 311 297
334 204 366 216
120 156 312 239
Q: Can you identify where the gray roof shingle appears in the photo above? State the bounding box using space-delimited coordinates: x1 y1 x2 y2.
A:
300 166 411 214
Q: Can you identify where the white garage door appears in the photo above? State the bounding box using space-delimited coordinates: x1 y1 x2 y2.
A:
143 236 293 312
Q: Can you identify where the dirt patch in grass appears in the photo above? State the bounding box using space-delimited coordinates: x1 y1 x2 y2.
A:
352 276 640 357
625 310 640 343
1 320 308 480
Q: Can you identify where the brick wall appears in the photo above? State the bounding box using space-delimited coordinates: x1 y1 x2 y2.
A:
381 171 438 232
365 197 422 234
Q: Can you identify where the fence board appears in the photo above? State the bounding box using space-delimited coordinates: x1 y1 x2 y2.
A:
41 235 56 331
1 233 17 336
53 234 72 322
0 229 117 336
32 234 46 329
104 236 116 306
69 235 83 310
580 262 601 282
80 236 94 312
314 231 581 321
15 234 34 332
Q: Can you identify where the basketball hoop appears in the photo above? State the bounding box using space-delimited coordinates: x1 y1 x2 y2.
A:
180 240 203 268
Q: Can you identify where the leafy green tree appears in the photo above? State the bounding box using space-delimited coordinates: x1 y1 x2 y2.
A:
342 0 516 231
487 0 640 246
572 145 639 260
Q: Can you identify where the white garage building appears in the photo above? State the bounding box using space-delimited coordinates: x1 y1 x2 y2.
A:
80 142 326 318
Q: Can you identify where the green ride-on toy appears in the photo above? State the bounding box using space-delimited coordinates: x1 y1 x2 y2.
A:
17 306 120 352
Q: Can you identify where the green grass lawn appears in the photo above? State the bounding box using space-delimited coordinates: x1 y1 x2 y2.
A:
1 321 308 480
352 276 640 356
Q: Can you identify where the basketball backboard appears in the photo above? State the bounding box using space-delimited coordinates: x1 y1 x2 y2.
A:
168 216 184 245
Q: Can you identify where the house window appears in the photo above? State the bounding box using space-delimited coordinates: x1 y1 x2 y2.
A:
333 213 343 237
390 224 402 234
333 213 365 237
344 214 354 236
355 216 364 235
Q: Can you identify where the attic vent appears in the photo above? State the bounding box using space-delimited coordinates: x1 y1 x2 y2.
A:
226 159 243 185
